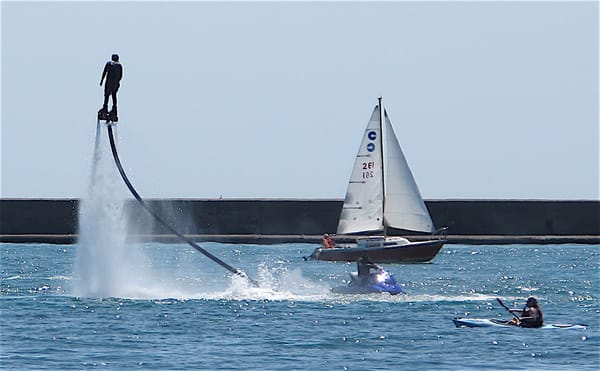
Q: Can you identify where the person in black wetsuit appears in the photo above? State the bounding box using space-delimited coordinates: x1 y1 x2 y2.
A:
99 54 123 120
356 256 380 285
509 297 544 328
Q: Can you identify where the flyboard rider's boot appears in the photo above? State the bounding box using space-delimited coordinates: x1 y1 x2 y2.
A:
108 107 118 122
98 106 109 121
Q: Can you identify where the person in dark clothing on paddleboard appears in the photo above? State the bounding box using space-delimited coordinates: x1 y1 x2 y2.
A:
98 54 123 121
509 297 544 328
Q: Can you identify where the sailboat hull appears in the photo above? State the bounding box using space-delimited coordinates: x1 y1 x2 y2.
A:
309 239 445 263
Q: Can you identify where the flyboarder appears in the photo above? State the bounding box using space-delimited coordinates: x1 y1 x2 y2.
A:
98 54 123 121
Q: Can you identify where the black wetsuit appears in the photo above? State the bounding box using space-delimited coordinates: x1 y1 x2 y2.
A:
520 305 544 328
356 258 378 284
101 61 123 112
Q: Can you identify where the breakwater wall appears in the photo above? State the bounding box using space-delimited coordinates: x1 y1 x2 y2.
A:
0 199 598 244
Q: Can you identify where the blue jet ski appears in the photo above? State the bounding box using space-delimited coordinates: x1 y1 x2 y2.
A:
332 268 404 295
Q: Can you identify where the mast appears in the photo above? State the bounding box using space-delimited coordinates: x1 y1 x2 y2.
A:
378 96 387 237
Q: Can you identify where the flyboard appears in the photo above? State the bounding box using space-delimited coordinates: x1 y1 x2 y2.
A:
96 115 258 287
98 108 118 122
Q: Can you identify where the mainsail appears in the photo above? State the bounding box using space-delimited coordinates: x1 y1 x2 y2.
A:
337 101 434 235
382 110 434 233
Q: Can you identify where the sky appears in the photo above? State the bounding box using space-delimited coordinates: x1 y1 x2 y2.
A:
1 1 598 200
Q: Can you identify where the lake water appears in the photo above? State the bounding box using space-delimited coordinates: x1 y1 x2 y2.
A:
1 242 598 370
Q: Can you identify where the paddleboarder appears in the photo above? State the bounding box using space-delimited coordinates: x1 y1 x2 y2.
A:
98 54 123 121
509 297 544 328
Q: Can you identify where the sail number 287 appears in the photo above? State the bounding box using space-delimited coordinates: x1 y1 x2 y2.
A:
362 161 376 179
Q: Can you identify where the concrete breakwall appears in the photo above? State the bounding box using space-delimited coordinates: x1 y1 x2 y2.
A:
0 199 598 244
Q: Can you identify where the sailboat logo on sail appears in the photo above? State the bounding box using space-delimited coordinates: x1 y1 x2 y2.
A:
367 143 375 152
368 131 377 140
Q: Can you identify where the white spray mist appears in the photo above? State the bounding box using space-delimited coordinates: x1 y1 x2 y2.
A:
73 124 148 298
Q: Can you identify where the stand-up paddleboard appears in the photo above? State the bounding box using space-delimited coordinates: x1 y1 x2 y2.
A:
452 317 587 329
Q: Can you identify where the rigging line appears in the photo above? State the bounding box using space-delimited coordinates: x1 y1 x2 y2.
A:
105 122 259 287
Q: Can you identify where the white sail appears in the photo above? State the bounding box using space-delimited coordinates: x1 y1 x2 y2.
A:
382 110 434 233
337 106 384 234
337 101 434 235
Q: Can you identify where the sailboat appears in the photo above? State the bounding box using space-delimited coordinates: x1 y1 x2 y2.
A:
310 97 446 263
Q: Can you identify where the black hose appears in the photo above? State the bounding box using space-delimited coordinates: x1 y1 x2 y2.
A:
105 122 258 287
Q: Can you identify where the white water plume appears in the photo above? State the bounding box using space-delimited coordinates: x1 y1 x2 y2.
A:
199 264 333 302
72 127 339 300
73 124 153 298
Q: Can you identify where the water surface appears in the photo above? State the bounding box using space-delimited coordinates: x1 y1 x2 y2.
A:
1 243 598 370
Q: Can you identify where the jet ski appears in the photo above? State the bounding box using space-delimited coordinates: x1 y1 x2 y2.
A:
453 317 587 329
332 268 404 295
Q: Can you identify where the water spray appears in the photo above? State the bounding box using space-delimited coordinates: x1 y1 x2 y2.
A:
103 122 258 287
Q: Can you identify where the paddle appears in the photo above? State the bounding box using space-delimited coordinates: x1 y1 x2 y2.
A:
496 298 522 322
